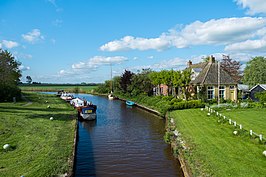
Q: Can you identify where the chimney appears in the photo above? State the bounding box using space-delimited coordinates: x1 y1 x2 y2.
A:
187 60 192 68
209 55 215 63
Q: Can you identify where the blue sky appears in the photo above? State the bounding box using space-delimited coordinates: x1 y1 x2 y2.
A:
1 0 266 83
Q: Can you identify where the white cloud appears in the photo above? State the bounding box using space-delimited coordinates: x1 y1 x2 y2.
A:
19 65 30 71
72 56 127 69
22 29 44 43
225 38 266 52
52 19 63 27
147 56 154 59
235 0 266 15
100 17 266 52
100 36 170 51
1 40 19 48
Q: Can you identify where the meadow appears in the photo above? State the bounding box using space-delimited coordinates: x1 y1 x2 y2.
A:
19 84 98 93
169 108 266 177
0 92 76 177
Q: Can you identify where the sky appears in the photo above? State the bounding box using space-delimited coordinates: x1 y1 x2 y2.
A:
1 0 266 83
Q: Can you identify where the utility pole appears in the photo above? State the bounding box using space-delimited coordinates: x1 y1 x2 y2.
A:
218 61 220 105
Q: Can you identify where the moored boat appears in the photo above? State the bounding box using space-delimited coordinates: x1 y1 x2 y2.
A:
70 97 86 108
60 92 74 102
108 93 114 100
126 100 135 106
77 103 97 121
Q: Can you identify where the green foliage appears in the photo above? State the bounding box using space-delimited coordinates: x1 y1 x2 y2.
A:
120 70 134 93
169 100 205 110
243 56 266 86
255 91 266 106
0 49 21 101
129 69 153 96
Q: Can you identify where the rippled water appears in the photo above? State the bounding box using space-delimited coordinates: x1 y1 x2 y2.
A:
74 94 183 177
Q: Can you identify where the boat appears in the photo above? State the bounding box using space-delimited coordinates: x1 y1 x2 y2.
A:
60 92 74 102
108 93 114 100
77 103 97 121
126 100 135 106
70 97 86 108
56 90 64 97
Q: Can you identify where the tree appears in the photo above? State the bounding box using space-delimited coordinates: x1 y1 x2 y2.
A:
129 69 153 96
243 56 266 86
120 70 134 93
0 49 21 101
220 55 241 83
26 75 32 84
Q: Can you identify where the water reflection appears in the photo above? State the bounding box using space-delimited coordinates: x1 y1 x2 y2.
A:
74 94 183 177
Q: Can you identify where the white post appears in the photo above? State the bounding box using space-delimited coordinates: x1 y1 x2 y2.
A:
229 119 231 124
259 134 263 141
216 112 219 116
223 116 226 119
250 130 253 136
239 124 242 130
234 121 236 126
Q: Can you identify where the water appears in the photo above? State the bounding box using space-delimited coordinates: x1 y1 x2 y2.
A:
74 94 183 177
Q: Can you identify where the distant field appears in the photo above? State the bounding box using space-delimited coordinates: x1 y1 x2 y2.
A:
19 85 98 93
170 108 266 177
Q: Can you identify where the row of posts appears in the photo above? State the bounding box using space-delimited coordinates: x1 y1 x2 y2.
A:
206 107 264 142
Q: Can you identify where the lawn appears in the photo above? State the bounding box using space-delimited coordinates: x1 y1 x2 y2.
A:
19 85 98 93
0 92 76 177
169 108 266 177
219 108 266 136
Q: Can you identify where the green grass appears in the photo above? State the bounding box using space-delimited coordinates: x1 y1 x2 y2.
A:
170 108 266 177
219 109 266 136
0 92 76 177
19 85 98 93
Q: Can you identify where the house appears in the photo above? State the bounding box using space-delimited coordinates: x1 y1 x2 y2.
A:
249 84 266 101
238 84 249 99
189 56 238 101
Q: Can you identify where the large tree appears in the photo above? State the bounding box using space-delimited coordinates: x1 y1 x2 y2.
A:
243 56 266 86
0 49 22 101
220 55 241 83
120 70 134 93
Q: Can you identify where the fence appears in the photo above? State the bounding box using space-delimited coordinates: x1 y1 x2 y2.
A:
204 106 266 143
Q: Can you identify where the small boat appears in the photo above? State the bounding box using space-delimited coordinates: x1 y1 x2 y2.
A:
56 90 64 97
60 92 74 102
77 103 97 121
126 100 135 106
108 93 114 100
70 97 86 108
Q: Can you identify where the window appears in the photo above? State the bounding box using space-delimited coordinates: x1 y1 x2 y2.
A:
207 86 214 99
230 85 234 90
219 86 225 99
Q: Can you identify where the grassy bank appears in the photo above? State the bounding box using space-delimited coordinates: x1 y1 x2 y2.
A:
19 85 97 93
169 108 266 177
0 92 76 177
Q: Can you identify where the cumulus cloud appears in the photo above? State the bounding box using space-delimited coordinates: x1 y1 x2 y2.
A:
72 56 127 69
225 38 266 52
235 0 266 15
100 17 266 52
1 40 19 48
22 29 44 43
19 65 30 71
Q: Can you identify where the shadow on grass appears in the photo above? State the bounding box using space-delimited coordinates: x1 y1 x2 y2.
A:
0 106 73 113
25 113 77 121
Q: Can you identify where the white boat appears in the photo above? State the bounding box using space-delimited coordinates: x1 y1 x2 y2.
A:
70 98 86 108
108 93 114 100
60 92 74 102
77 104 97 121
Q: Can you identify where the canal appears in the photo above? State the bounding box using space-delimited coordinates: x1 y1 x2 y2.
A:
74 94 183 177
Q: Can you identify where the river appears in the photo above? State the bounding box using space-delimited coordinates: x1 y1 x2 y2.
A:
73 93 183 177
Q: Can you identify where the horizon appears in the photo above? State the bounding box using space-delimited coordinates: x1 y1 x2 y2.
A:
1 0 266 83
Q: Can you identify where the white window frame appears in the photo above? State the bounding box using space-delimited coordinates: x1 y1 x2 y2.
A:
219 86 225 99
207 86 214 100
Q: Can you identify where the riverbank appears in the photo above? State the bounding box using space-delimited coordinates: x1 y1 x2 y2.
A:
167 108 266 177
0 92 76 177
